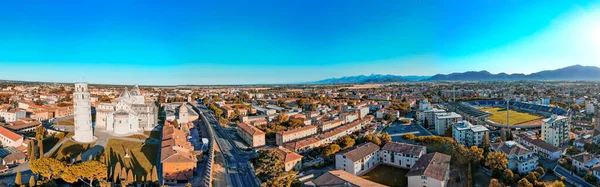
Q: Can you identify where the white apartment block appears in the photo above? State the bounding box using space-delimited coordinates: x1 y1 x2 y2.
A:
586 102 596 115
434 112 462 135
0 109 26 123
541 115 570 147
453 120 489 147
491 141 538 174
358 107 369 119
419 108 446 128
335 142 381 175
380 142 426 169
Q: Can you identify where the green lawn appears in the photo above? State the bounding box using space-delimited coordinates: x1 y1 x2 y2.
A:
361 164 409 187
105 139 159 181
481 107 541 125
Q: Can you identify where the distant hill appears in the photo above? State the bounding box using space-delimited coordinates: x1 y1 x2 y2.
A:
310 74 431 84
425 65 600 81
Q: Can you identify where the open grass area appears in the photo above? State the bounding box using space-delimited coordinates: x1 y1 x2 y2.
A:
361 164 408 187
481 107 541 125
105 139 159 181
50 139 92 161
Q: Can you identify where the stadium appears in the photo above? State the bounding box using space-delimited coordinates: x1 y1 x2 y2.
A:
447 100 568 129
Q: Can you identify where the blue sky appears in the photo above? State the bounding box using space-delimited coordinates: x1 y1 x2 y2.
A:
1 0 599 85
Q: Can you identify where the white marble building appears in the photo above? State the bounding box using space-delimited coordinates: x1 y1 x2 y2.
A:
73 82 95 143
96 85 158 136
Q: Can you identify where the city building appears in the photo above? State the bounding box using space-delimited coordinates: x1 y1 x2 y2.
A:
452 120 489 147
434 112 462 135
236 122 266 148
515 134 562 160
380 142 426 169
310 170 388 187
572 152 599 173
271 146 303 171
586 102 596 115
276 125 317 145
490 141 538 174
161 121 197 184
541 115 570 147
318 119 344 132
335 142 381 175
406 152 451 187
72 82 95 143
0 108 25 123
0 126 24 147
96 85 158 136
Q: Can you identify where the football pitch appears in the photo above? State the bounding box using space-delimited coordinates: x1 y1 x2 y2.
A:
480 107 541 125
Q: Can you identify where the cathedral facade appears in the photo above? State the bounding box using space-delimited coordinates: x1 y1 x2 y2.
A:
96 85 158 136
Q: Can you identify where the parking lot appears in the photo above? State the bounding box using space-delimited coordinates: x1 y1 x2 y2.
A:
382 121 432 143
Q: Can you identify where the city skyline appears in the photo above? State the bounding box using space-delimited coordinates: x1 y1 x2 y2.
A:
1 0 600 85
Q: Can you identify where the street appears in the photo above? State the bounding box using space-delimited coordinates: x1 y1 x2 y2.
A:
195 103 261 187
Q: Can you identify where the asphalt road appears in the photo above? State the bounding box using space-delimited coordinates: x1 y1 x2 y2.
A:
196 103 261 187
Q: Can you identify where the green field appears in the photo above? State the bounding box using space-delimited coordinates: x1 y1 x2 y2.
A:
361 165 408 187
481 107 541 125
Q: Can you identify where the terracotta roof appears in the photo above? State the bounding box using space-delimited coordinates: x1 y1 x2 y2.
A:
0 126 23 142
237 122 266 136
338 142 380 162
524 137 561 152
2 151 26 163
271 146 303 163
406 152 451 181
381 142 425 156
276 125 316 136
284 137 320 150
313 170 388 187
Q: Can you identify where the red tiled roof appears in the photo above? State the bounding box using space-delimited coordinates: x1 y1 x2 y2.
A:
0 126 23 142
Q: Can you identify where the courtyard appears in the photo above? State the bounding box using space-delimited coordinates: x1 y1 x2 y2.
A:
382 121 432 143
360 164 409 187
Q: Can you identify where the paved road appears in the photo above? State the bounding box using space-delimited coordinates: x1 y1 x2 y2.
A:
196 103 261 187
554 165 595 187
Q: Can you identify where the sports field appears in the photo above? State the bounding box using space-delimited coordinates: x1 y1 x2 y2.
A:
480 107 541 125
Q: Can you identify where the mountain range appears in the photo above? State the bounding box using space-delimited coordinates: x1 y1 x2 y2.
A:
309 65 600 84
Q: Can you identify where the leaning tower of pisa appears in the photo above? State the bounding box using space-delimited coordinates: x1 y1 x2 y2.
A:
72 82 96 143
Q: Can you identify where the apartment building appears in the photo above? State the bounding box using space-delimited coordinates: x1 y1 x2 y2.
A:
434 112 462 135
275 125 317 145
319 119 344 132
380 142 426 169
572 152 599 173
515 134 562 160
271 146 303 171
0 126 24 148
490 141 538 174
0 108 26 123
406 152 451 187
335 142 381 175
452 120 489 147
541 115 570 147
418 108 446 128
236 122 266 148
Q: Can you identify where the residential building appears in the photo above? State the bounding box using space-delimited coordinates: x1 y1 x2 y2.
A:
335 142 381 175
271 146 303 171
380 142 426 169
515 134 562 160
406 152 451 187
319 119 344 132
236 122 266 147
586 102 596 115
490 141 538 174
541 115 570 147
276 125 317 145
452 120 489 147
4 119 41 133
0 108 26 123
0 126 24 147
161 121 197 184
434 112 462 135
311 170 388 187
572 152 599 173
